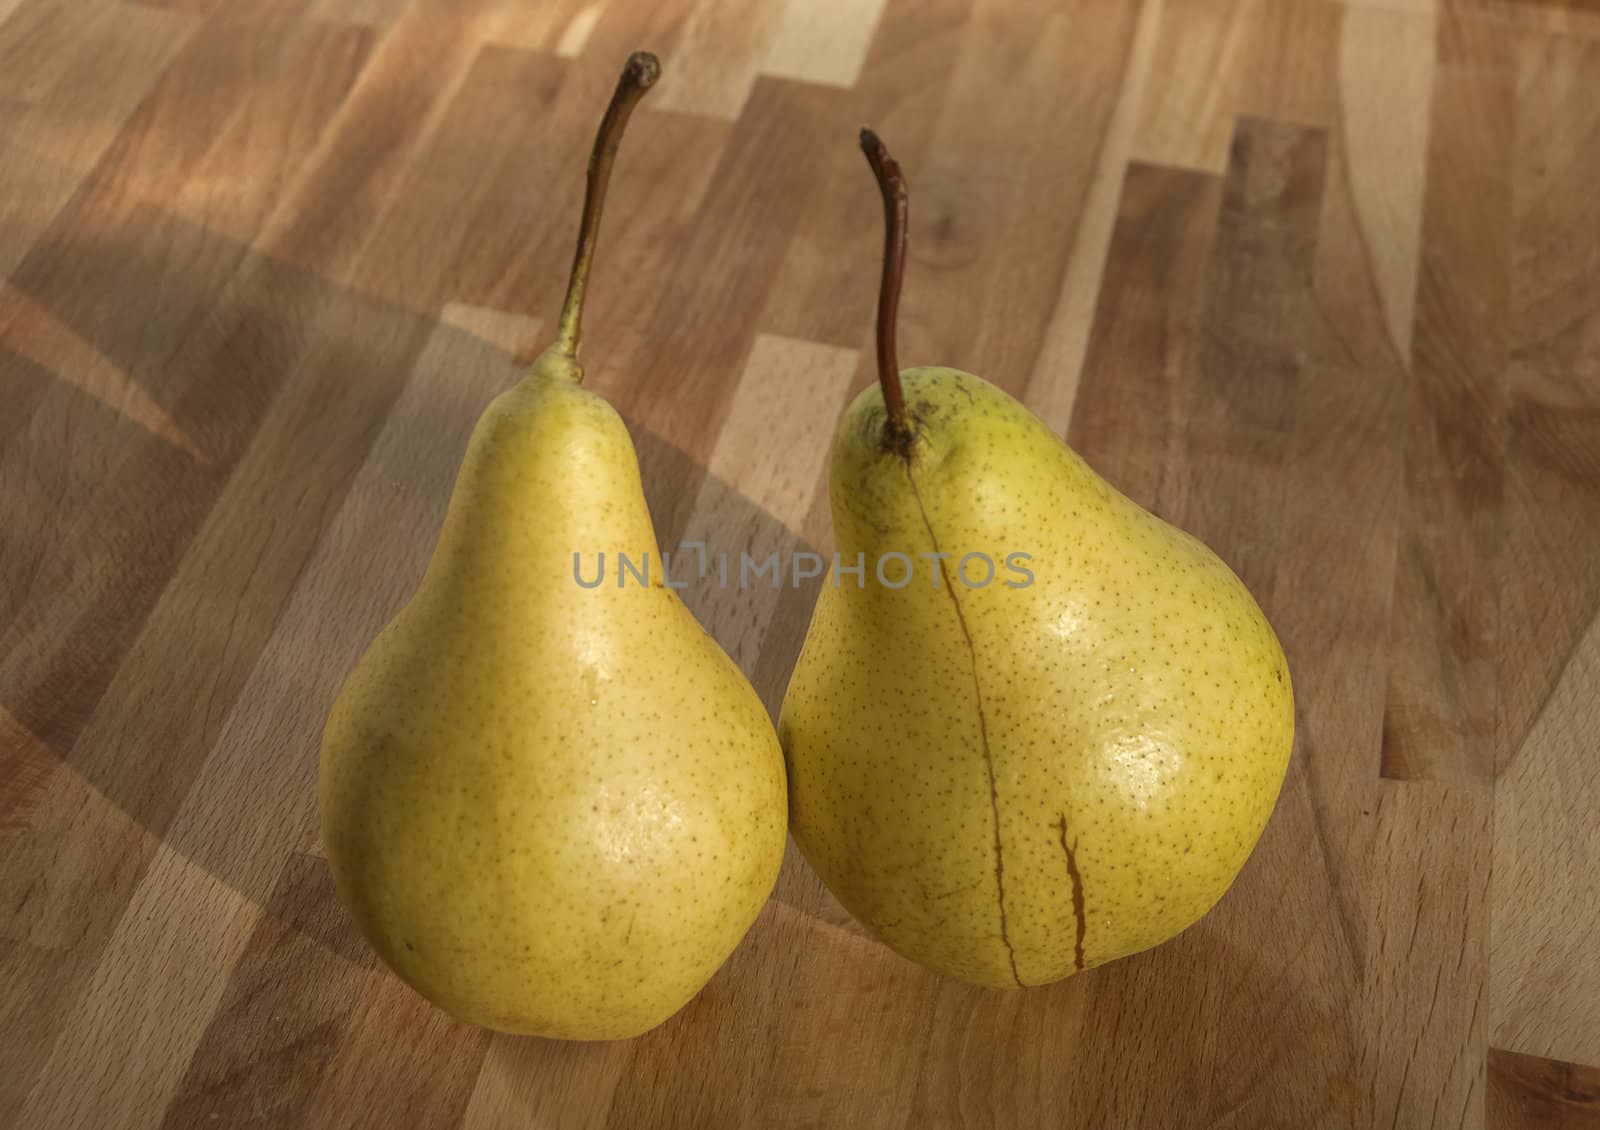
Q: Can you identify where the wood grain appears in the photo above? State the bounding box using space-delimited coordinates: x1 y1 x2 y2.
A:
1023 0 1165 436
1488 1048 1600 1130
1133 0 1257 174
2 0 1596 1126
1357 13 1515 1130
1335 2 1435 363
1492 611 1600 1067
908 0 1143 407
761 0 891 88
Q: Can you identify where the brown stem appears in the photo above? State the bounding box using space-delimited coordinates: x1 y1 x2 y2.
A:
859 128 913 454
553 51 661 365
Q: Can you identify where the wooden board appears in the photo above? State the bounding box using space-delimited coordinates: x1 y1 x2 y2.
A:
1 0 1597 1126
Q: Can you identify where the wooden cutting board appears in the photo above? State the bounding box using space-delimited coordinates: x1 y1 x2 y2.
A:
2 0 1597 1126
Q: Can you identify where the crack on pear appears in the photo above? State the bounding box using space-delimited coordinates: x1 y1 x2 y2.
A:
903 462 1024 989
1056 814 1087 972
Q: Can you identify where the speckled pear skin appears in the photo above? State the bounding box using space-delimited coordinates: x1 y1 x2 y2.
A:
779 367 1294 989
319 352 787 1038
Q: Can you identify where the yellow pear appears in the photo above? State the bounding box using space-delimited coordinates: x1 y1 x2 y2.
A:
778 131 1294 989
319 53 786 1038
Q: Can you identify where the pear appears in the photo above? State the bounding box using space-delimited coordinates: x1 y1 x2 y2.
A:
318 53 787 1038
778 131 1294 989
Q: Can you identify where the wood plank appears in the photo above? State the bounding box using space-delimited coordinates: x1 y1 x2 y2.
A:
1236 0 1341 127
0 757 167 1118
1360 13 1515 1129
760 0 891 88
1464 0 1600 40
249 0 503 276
1306 5 1425 380
130 0 223 14
1338 0 1437 12
0 3 196 279
1067 162 1222 512
1487 1049 1600 1130
907 0 1143 402
15 846 262 1130
1262 314 1400 1130
1501 31 1600 769
464 0 584 52
461 1037 634 1130
308 0 411 27
1334 2 1436 365
1483 15 1600 1084
1380 9 1513 788
1491 611 1600 1066
1172 118 1323 598
0 706 54 839
648 0 786 120
0 0 139 105
15 1 317 255
0 283 204 460
297 976 490 1130
604 899 943 1130
1022 0 1165 436
158 854 378 1130
579 0 701 71
1 11 370 471
167 17 374 244
1364 783 1492 1129
1131 0 1257 174
555 2 607 57
0 95 19 152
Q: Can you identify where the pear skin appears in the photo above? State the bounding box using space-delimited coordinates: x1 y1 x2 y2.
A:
318 54 786 1038
777 131 1294 989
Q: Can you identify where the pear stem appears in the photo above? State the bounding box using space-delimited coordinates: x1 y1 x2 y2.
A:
552 51 661 367
859 128 913 454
